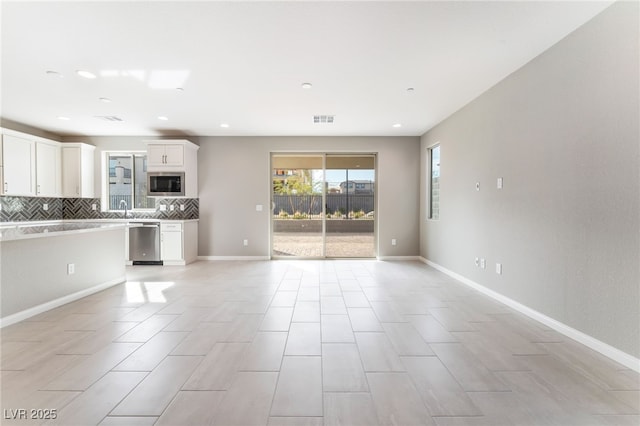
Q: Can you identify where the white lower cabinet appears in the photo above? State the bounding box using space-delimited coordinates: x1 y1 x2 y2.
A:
161 222 183 263
160 221 198 265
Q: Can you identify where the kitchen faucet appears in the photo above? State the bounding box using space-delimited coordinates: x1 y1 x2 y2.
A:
119 199 131 218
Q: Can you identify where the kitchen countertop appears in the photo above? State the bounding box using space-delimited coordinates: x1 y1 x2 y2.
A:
0 221 133 242
0 218 199 241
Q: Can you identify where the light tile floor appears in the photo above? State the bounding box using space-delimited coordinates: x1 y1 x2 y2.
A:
1 260 639 425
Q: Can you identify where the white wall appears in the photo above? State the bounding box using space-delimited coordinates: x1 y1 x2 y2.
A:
420 2 639 358
197 136 420 257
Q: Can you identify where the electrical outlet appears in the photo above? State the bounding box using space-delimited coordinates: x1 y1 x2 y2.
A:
170 205 175 211
480 258 486 269
497 177 503 189
496 263 502 275
256 204 263 212
475 257 480 267
92 203 97 211
180 204 185 211
391 238 397 246
43 203 48 211
243 239 249 246
159 204 167 211
67 263 75 275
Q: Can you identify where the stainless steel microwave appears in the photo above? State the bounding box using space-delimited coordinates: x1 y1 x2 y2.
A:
147 172 185 196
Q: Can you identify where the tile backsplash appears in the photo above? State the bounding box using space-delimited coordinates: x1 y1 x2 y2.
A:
0 196 199 222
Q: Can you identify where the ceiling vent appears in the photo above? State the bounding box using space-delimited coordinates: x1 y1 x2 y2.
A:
94 115 123 122
313 115 334 124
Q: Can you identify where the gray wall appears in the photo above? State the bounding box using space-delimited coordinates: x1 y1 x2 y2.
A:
1 228 126 318
197 137 420 257
420 2 639 358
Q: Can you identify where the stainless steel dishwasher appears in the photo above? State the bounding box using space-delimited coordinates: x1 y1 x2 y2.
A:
129 222 162 265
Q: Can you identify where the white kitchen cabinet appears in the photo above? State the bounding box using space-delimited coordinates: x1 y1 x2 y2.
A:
160 221 198 265
145 140 199 197
62 143 95 198
147 144 184 167
36 141 61 197
2 133 35 196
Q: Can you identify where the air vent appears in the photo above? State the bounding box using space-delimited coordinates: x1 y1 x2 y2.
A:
94 115 123 122
313 115 335 124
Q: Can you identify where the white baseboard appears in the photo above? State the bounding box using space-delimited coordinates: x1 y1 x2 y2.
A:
197 256 271 261
419 257 640 373
0 276 126 328
377 256 422 261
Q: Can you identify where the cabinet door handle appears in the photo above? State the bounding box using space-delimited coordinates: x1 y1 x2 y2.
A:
4 182 7 192
37 184 41 194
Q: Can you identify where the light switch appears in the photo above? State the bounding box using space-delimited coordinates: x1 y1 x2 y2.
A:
480 258 486 269
497 177 503 189
475 182 480 191
256 204 263 212
496 263 503 275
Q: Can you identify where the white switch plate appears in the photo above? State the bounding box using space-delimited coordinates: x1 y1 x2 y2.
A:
43 203 48 211
497 177 503 189
256 204 263 212
180 204 185 211
67 263 75 275
480 258 486 269
496 263 502 274
159 204 167 211
92 203 97 211
243 239 249 246
169 205 175 211
391 239 397 246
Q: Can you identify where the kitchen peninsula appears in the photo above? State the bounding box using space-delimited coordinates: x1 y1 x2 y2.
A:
0 221 129 327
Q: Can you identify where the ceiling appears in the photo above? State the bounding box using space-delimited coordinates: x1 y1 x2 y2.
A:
1 1 613 138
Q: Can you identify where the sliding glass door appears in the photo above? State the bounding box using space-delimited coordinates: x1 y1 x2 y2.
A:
325 155 375 258
271 153 376 258
271 155 325 257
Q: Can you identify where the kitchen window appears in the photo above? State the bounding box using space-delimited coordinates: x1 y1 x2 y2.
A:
107 153 154 210
428 144 440 220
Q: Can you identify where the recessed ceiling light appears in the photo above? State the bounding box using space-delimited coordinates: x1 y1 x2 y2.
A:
57 116 70 121
220 123 230 128
46 70 63 78
392 123 402 128
301 82 313 89
158 116 169 121
76 70 97 79
99 97 111 103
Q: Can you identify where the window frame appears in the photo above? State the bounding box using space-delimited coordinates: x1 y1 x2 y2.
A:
427 144 440 221
103 151 154 212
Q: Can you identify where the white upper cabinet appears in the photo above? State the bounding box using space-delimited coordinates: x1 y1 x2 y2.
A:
2 133 36 196
147 143 185 167
62 143 95 198
145 140 199 197
36 141 61 197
